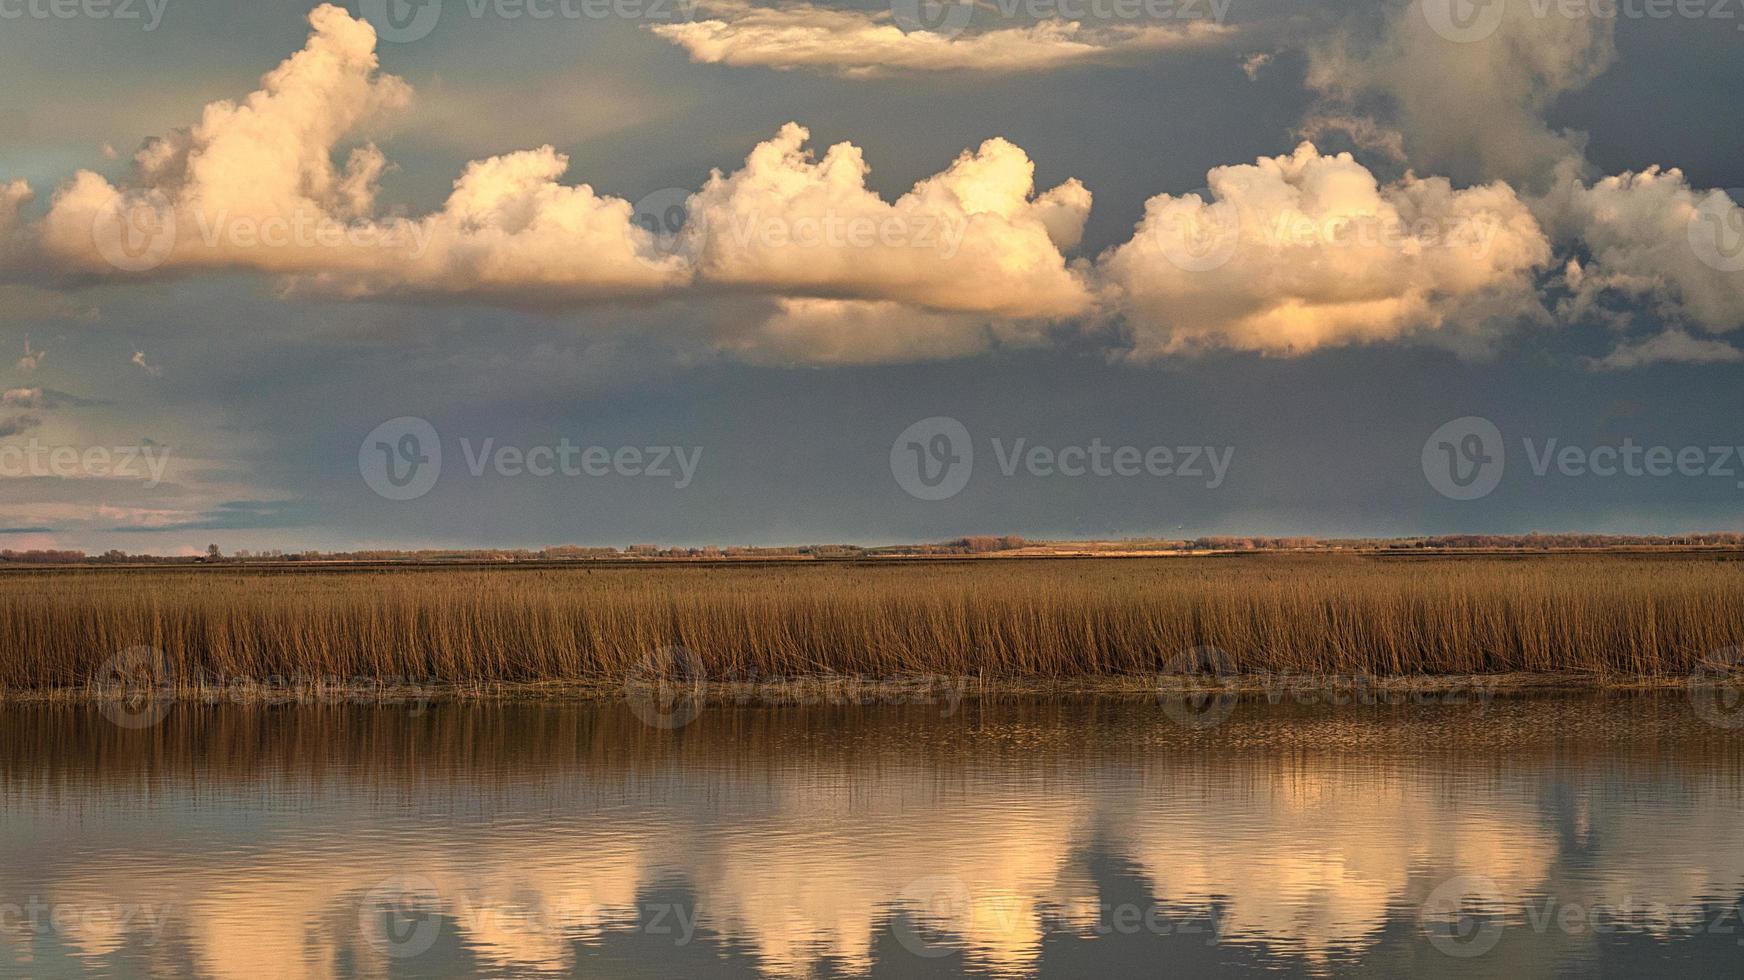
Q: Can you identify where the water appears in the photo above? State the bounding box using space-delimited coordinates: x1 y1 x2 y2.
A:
2 695 1742 978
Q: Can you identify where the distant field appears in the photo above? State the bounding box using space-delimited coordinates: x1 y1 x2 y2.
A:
3 553 1743 694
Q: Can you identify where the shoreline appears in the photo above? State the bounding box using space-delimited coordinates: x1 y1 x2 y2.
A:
4 672 1738 707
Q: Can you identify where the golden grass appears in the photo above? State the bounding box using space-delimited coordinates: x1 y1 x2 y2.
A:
2 553 1743 693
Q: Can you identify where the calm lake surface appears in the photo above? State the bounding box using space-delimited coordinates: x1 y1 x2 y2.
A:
2 694 1743 978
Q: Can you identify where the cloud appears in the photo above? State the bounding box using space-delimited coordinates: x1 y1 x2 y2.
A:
0 387 95 409
1240 51 1273 80
131 350 163 377
1304 0 1615 189
1588 330 1744 371
29 4 1089 327
39 5 410 274
35 5 685 301
650 1 1233 76
0 414 42 438
15 338 44 373
1548 170 1744 335
0 179 31 268
1294 114 1404 164
7 1 1734 371
717 298 1051 365
0 179 28 231
1095 142 1552 357
685 123 1093 318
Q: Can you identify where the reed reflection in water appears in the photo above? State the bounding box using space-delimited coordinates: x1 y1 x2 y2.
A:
2 697 1743 978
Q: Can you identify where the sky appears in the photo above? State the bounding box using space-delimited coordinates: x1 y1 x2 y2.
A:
1 0 1742 552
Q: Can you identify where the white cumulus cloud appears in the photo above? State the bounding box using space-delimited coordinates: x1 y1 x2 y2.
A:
685 122 1093 318
650 1 1232 76
1549 169 1744 336
11 1 1742 372
1096 142 1552 357
37 5 685 301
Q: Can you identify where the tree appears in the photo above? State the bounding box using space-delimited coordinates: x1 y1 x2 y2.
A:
206 544 221 561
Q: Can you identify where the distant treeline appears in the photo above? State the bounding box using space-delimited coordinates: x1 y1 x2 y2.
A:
3 532 1743 566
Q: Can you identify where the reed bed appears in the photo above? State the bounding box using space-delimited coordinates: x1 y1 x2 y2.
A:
1 553 1742 693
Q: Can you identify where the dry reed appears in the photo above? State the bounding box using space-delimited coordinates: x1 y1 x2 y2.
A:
1 553 1742 694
